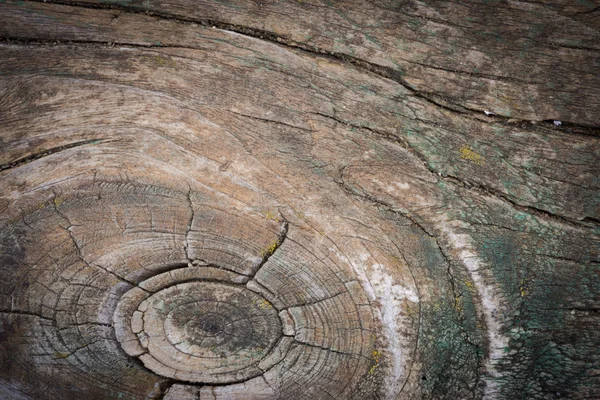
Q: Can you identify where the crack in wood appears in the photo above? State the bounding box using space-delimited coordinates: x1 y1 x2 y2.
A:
51 199 142 290
185 186 195 262
279 291 349 312
155 379 176 400
250 216 289 278
293 340 355 357
440 173 599 230
0 139 108 172
329 117 597 229
8 0 600 132
227 110 313 132
0 309 55 321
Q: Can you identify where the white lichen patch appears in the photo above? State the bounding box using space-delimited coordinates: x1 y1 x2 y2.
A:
347 248 420 399
436 216 509 399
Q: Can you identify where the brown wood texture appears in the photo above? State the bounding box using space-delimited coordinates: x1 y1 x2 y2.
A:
0 1 598 399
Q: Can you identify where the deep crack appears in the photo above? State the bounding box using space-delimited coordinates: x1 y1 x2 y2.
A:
10 0 600 133
0 139 107 172
251 216 289 277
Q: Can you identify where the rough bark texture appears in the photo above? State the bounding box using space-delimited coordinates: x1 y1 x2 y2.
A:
0 1 598 399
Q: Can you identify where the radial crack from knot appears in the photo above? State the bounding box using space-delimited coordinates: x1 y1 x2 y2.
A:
185 186 195 262
294 340 354 357
251 216 289 278
51 197 141 289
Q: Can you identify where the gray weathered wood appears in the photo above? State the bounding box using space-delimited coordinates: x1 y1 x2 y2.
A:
0 1 598 399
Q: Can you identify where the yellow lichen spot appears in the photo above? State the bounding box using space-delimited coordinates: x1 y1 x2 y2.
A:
265 210 279 222
369 350 381 374
520 286 529 296
54 352 70 359
296 212 306 220
262 240 279 257
37 203 45 209
519 278 529 297
53 197 63 207
454 296 463 312
254 299 272 309
141 55 177 68
459 146 485 165
465 280 475 293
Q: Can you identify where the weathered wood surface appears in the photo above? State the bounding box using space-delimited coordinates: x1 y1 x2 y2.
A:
0 1 598 399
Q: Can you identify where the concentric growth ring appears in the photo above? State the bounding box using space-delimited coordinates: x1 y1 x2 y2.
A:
114 266 291 383
0 177 377 399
